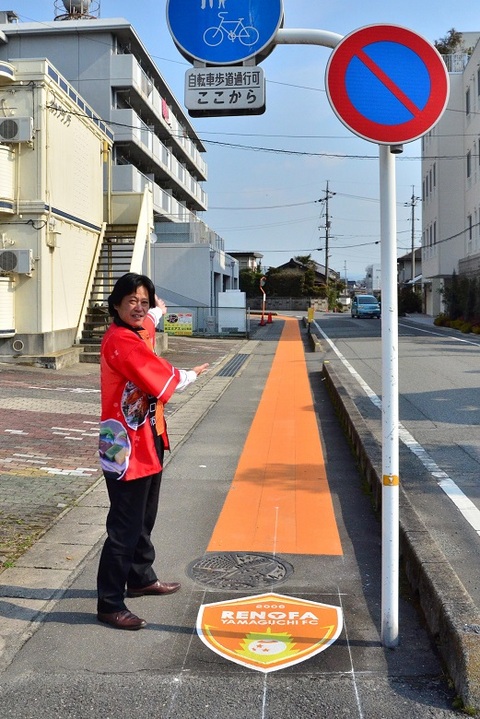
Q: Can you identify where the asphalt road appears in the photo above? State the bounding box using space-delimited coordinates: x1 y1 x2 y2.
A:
314 312 480 611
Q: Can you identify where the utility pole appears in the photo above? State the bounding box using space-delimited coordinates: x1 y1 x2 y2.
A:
404 187 421 283
317 181 336 290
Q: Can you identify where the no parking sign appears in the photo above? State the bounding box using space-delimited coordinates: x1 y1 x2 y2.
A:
325 24 449 145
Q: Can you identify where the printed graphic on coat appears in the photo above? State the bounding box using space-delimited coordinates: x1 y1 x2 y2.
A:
99 419 131 479
121 381 149 429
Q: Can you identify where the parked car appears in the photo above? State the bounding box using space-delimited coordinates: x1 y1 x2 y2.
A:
351 294 381 319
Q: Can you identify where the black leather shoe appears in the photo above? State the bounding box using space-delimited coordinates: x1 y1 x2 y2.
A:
97 609 146 630
127 580 181 597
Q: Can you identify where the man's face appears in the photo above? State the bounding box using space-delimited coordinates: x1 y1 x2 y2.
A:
114 285 150 328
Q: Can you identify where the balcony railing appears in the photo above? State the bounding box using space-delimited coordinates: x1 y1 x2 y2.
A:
111 164 200 224
110 108 207 210
111 53 207 178
441 52 470 73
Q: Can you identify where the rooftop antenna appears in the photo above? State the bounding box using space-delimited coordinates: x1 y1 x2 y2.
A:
54 1 100 21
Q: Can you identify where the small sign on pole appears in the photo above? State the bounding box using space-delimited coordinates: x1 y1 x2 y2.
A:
185 66 266 117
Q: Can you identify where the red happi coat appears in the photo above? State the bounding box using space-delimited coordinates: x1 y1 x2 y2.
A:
98 311 180 481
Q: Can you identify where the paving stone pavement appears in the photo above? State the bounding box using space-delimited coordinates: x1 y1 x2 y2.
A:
0 334 248 570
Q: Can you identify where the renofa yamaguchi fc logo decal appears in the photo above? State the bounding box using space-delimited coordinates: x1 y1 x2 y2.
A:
196 592 343 672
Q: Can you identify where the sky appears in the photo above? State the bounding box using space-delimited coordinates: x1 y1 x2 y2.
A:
6 1 480 279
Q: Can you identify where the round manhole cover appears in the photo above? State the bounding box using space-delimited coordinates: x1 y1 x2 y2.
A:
187 552 293 590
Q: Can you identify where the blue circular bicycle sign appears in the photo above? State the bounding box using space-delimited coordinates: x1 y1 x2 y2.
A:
167 0 284 65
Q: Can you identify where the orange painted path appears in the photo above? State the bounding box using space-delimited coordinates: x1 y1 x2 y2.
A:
207 317 343 556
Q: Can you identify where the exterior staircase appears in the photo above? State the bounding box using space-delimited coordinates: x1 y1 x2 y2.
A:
78 226 136 363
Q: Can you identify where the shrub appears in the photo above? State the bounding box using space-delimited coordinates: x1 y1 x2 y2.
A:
434 313 448 326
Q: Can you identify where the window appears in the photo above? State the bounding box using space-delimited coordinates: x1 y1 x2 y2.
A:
466 87 471 115
467 150 472 178
468 215 473 253
433 162 436 188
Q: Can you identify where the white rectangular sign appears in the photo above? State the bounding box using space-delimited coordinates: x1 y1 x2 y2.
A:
185 66 265 116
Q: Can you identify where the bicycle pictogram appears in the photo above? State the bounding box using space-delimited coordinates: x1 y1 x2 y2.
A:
203 13 259 47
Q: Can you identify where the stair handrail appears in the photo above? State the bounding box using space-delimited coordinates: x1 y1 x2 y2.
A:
129 185 154 275
75 221 107 345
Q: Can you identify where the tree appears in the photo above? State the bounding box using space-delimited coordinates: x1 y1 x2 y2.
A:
291 254 325 297
398 287 422 315
443 271 465 320
266 268 304 297
434 28 464 54
293 254 314 266
239 268 263 298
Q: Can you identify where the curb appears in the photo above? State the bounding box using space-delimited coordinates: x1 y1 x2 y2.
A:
301 316 322 352
308 331 322 352
322 359 480 712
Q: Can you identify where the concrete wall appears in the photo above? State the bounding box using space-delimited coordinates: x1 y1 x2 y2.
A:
150 242 239 309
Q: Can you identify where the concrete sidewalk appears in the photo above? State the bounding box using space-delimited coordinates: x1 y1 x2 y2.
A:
0 333 249 665
0 319 465 717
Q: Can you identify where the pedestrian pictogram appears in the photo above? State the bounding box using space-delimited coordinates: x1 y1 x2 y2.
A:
325 24 449 145
197 593 343 672
167 0 284 66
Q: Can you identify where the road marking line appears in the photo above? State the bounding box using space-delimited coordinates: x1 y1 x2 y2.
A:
208 317 342 555
399 321 480 347
316 320 480 538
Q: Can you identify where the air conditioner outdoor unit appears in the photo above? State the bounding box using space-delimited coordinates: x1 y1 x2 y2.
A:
0 116 33 143
0 249 34 274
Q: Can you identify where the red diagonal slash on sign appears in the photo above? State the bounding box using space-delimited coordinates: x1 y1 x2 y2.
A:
325 24 449 145
357 48 421 117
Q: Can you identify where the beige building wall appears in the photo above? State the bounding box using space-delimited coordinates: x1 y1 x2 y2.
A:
0 58 111 355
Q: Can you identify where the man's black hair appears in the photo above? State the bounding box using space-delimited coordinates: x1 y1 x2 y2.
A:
107 273 156 319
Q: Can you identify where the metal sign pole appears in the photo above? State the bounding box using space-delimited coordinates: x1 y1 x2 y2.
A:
259 276 267 326
379 144 400 648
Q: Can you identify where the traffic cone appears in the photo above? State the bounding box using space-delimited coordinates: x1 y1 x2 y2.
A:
267 312 273 323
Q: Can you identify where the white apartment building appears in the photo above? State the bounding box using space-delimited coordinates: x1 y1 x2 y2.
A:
365 263 381 293
0 3 208 225
421 32 480 316
0 2 239 359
